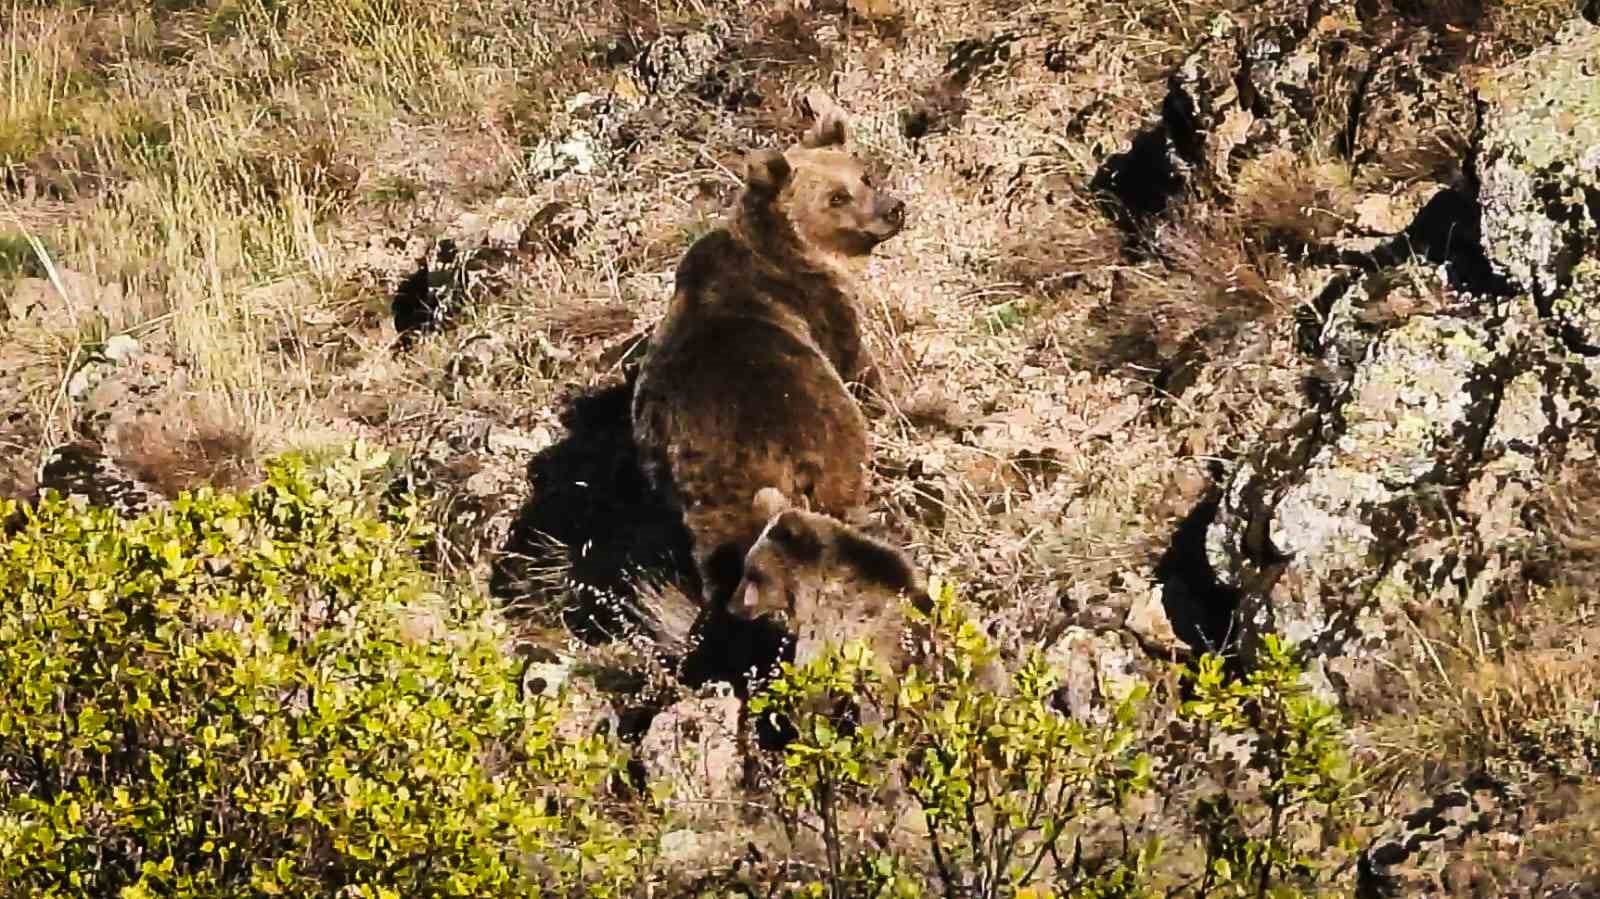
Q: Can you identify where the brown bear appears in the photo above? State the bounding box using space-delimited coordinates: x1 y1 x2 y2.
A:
726 488 1006 730
631 103 906 620
729 487 927 674
729 487 1006 681
637 486 925 722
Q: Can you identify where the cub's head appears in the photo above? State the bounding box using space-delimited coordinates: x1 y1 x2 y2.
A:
739 102 906 263
728 488 923 630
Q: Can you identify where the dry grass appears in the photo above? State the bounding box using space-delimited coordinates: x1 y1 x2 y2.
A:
1 0 574 463
1371 611 1600 887
115 401 258 498
1231 149 1361 246
1360 458 1600 884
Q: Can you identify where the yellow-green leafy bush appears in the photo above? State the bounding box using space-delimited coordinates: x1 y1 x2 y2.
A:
1178 635 1364 897
751 584 1367 899
0 446 654 898
752 580 1156 899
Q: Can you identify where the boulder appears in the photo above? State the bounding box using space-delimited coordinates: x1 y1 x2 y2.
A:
1475 21 1600 350
1202 17 1600 712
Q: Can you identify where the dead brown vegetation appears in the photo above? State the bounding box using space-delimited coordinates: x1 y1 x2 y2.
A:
117 412 258 499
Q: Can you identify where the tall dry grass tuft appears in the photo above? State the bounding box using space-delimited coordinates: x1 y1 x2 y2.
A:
1231 150 1360 246
1087 204 1295 365
116 403 259 498
1370 458 1600 792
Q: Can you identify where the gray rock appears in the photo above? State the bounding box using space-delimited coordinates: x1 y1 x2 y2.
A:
1201 21 1600 714
1476 21 1600 346
1043 627 1141 724
1208 295 1597 705
528 129 600 179
638 689 745 807
101 334 140 364
634 28 725 99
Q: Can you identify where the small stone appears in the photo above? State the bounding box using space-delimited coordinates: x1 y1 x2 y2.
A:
66 365 98 401
563 91 600 114
486 427 550 457
658 829 706 863
528 130 599 179
638 690 744 806
1125 583 1184 657
101 334 141 364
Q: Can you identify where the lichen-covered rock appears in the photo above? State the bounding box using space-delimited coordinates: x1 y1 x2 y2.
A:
638 689 745 808
71 336 190 444
390 238 522 348
1200 20 1600 713
1358 773 1521 898
1043 627 1142 723
1476 21 1600 346
1208 293 1599 705
1345 30 1472 183
634 28 725 99
1092 6 1368 223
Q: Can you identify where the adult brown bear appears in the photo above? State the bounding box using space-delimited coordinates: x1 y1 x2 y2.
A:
631 101 905 624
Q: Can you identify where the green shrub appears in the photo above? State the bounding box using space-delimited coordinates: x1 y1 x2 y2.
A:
751 580 1156 899
0 444 656 898
1178 635 1364 898
0 442 1368 898
750 585 1369 899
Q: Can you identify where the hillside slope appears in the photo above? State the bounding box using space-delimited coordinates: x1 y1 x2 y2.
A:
4 0 1598 894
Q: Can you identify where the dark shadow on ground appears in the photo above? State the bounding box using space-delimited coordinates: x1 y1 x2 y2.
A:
490 369 699 644
1155 495 1242 657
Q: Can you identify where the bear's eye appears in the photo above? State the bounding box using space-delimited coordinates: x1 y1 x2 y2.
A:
829 190 851 207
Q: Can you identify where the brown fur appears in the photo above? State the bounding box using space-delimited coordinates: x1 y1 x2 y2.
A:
730 489 928 672
729 489 1006 706
632 109 905 609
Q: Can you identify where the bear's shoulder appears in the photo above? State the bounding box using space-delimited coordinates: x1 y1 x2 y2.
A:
673 228 748 295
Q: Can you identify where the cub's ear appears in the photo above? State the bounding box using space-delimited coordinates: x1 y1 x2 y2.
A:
752 486 791 521
802 111 848 149
801 88 849 148
744 149 792 196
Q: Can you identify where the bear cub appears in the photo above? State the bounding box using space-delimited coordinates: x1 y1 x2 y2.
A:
729 489 1007 723
667 486 925 704
730 487 927 674
631 103 906 617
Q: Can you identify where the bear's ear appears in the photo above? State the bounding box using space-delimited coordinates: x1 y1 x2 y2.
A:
834 526 920 595
752 486 791 521
801 111 848 149
800 88 849 149
743 149 792 196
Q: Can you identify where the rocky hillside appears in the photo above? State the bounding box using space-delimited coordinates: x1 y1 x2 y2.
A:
3 0 1598 894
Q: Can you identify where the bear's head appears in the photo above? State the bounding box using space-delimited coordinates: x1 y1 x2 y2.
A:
739 107 906 264
727 487 924 638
